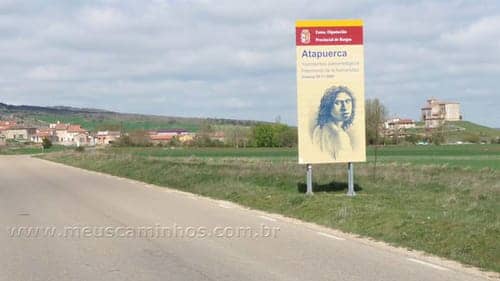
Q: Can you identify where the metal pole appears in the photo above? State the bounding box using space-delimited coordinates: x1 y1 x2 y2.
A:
306 164 313 195
347 162 356 196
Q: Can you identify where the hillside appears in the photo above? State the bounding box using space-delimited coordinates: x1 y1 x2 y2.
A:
445 121 500 137
405 120 500 143
441 121 500 143
0 102 263 132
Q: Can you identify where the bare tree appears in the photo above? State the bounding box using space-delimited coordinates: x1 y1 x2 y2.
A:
365 98 388 181
365 99 388 145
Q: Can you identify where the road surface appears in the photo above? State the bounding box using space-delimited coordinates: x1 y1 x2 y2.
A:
0 155 496 281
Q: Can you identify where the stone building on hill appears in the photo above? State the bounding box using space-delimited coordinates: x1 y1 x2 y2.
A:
421 98 461 128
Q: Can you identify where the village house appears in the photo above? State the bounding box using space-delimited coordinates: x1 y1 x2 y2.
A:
49 122 91 146
0 121 16 145
95 131 121 145
31 128 57 144
148 129 194 144
421 98 461 128
384 118 416 130
2 126 37 142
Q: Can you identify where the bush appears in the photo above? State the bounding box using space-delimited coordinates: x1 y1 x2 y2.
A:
251 124 297 147
112 131 151 147
404 134 421 144
42 138 52 149
114 135 132 147
75 146 85 152
463 133 480 143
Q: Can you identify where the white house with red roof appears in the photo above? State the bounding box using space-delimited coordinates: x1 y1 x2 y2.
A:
31 128 57 143
48 121 91 146
384 118 416 130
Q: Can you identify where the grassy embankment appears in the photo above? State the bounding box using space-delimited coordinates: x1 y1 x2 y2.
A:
0 144 67 155
39 145 500 272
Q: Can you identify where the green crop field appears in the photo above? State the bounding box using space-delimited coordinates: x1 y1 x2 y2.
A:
367 144 500 170
107 144 500 170
39 144 500 272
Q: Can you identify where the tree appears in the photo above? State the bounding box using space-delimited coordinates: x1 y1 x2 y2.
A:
405 133 421 144
193 121 214 147
253 124 275 147
114 135 132 146
392 128 400 145
225 126 251 148
129 130 151 146
365 98 388 182
431 125 446 145
251 124 298 147
281 127 298 147
42 138 52 149
365 99 388 145
113 130 150 147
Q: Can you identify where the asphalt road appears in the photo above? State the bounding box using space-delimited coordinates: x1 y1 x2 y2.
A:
0 155 496 281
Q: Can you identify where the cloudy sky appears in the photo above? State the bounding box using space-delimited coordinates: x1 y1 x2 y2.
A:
1 0 499 127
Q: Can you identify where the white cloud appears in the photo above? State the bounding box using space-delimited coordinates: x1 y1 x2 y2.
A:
78 7 126 29
439 16 500 51
0 0 499 127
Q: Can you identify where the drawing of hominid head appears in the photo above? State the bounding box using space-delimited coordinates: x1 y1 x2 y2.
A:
316 86 355 130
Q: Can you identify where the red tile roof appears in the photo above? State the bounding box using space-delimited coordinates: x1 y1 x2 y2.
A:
67 125 86 133
54 123 69 130
398 119 415 124
0 121 17 130
35 129 54 137
150 134 173 141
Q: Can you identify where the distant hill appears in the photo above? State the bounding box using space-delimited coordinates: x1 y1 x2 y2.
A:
0 102 265 132
0 102 111 114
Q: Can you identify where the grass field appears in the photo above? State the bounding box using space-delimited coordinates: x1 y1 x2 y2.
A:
106 144 500 170
369 144 500 170
39 144 500 272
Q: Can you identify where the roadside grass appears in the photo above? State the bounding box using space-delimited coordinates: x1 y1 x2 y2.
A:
39 145 500 272
0 144 67 155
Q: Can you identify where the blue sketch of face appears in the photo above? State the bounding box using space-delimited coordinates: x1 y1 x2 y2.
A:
316 86 355 130
331 92 353 122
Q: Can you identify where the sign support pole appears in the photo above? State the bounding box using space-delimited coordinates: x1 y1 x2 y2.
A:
347 162 356 196
306 164 313 195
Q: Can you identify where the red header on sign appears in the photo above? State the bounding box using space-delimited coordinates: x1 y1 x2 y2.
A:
296 26 363 46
